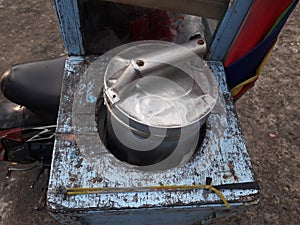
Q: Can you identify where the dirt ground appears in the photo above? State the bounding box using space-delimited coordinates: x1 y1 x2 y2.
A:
0 1 299 225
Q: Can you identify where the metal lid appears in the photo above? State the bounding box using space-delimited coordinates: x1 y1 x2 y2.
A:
104 41 219 129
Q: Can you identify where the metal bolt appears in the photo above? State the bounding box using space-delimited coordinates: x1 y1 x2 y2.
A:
136 60 144 67
197 39 205 45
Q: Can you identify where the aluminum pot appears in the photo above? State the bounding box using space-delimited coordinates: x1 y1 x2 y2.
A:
102 41 219 170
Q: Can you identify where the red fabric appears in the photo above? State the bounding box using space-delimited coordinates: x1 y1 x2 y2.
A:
224 0 293 67
0 128 23 161
130 10 175 42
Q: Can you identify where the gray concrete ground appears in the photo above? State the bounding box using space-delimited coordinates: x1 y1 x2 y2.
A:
0 1 299 224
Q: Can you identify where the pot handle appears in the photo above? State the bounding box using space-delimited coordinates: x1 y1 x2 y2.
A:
105 38 207 104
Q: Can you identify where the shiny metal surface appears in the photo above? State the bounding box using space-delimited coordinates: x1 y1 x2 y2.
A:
104 41 219 128
102 41 219 167
105 39 207 104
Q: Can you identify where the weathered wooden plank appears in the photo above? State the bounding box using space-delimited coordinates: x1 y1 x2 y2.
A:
105 0 229 20
54 0 85 55
206 0 253 60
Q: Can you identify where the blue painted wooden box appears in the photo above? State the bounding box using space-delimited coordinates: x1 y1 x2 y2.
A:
47 1 260 224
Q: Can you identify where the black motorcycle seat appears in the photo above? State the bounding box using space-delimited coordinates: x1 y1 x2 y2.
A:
0 56 66 117
0 99 45 130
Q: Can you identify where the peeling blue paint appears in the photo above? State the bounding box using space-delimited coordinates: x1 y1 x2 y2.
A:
54 0 85 55
86 82 97 103
48 57 259 225
207 0 253 61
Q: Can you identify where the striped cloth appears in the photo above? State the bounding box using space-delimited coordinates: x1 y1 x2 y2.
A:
223 0 298 100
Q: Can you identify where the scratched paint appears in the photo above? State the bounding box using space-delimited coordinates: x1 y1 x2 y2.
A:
54 0 85 55
207 0 253 60
86 82 97 103
47 57 259 224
